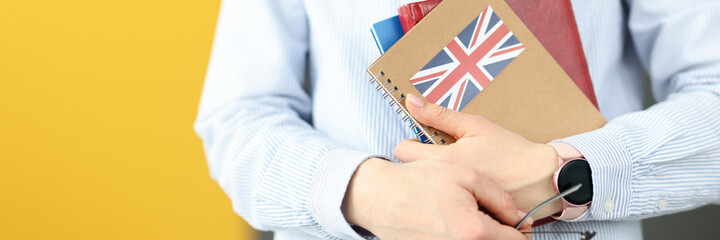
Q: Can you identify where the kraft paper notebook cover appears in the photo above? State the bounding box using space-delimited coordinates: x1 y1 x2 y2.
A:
397 0 599 109
367 0 606 145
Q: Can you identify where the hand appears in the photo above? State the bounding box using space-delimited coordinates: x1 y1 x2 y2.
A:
342 158 532 239
394 94 562 218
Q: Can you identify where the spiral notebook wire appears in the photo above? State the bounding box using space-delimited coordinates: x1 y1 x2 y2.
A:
370 73 446 145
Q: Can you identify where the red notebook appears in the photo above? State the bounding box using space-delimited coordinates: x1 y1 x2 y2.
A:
398 0 598 109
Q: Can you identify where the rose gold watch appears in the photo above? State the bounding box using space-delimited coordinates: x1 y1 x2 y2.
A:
548 142 593 221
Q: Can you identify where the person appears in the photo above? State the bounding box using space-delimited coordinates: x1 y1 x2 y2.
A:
194 0 720 239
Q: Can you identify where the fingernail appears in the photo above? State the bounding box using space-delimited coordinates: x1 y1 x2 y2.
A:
406 94 425 108
518 210 533 225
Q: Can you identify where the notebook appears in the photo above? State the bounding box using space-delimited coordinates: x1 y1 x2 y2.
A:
371 15 405 54
397 0 599 109
367 0 606 145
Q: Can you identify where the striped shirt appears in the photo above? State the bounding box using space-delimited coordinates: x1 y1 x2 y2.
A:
194 0 720 239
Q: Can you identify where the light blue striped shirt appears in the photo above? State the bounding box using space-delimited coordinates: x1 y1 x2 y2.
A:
194 0 720 239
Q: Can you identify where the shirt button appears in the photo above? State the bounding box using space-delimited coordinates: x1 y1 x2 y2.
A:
604 199 615 213
657 199 668 210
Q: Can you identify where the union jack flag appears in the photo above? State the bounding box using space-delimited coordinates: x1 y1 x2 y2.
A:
410 6 525 111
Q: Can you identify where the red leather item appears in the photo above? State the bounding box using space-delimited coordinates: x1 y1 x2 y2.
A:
397 0 599 109
397 0 442 33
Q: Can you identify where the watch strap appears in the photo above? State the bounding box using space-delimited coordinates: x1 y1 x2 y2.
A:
553 202 589 221
550 141 584 159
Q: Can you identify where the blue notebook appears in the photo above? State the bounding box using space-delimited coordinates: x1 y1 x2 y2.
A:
371 15 405 54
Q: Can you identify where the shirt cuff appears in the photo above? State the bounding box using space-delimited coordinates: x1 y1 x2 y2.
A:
307 148 383 240
555 127 634 221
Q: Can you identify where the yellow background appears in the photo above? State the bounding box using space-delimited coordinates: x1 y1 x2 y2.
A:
0 0 252 239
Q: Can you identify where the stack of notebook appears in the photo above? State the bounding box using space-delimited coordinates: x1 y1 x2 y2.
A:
368 0 605 145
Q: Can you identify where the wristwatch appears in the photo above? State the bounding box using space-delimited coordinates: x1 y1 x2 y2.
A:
548 142 593 221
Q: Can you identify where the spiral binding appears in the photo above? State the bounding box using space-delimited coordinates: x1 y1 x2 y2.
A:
369 71 446 145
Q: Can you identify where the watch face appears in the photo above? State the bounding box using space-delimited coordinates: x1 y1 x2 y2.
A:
558 160 593 205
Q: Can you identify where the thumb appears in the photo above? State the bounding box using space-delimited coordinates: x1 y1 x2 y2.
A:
405 93 479 139
394 139 445 163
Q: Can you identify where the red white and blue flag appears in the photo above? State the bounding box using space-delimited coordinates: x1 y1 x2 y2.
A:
410 6 525 111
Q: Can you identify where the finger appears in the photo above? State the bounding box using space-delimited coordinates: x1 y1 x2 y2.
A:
394 139 445 162
517 221 533 240
476 213 530 240
460 170 522 227
516 210 534 231
405 93 480 139
494 224 531 240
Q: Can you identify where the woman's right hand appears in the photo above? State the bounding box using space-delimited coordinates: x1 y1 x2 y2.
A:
342 158 532 240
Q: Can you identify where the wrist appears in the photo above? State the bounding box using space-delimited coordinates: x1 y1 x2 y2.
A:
341 157 391 230
512 144 563 218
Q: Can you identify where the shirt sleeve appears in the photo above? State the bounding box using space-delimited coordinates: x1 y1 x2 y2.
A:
557 0 720 221
193 0 373 239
